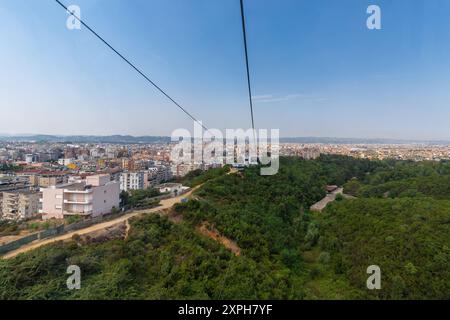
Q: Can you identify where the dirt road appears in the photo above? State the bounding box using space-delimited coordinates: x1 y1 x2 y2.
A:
309 188 355 212
2 185 201 259
310 188 344 212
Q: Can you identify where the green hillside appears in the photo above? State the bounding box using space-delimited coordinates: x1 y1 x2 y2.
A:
0 156 448 299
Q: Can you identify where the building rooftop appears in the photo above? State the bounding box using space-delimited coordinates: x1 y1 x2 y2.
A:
63 182 89 191
2 190 38 195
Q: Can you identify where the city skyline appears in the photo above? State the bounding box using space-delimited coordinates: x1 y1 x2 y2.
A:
2 0 450 139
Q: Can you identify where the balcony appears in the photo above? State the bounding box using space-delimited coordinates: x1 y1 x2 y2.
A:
63 199 92 205
63 188 92 194
63 210 93 216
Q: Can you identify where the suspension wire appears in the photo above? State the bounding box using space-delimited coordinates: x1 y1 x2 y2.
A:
54 0 209 132
239 0 256 133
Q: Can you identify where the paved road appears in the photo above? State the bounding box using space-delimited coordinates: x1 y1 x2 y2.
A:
2 186 201 259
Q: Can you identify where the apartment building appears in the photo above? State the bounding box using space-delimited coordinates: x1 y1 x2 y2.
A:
171 163 201 177
25 154 38 164
1 190 40 221
121 158 136 171
28 173 68 188
58 158 74 166
120 171 148 191
39 174 67 187
147 166 173 187
40 174 120 220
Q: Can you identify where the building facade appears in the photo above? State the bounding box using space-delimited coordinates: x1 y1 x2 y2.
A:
1 191 40 221
147 166 173 187
171 163 201 177
28 174 68 188
25 154 38 164
40 174 120 220
120 171 148 191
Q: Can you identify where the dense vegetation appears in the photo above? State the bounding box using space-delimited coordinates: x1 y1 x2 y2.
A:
0 156 448 299
0 215 303 299
180 165 230 187
344 160 450 198
176 158 331 262
319 198 450 299
120 188 161 209
0 221 20 237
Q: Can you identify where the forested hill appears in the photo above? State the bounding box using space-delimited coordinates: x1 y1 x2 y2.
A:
0 156 448 299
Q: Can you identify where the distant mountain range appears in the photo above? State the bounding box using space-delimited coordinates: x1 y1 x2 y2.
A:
0 134 449 145
279 137 450 145
0 135 171 144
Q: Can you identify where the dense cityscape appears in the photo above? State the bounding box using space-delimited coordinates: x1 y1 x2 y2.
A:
2 137 450 222
0 139 188 222
1 0 449 306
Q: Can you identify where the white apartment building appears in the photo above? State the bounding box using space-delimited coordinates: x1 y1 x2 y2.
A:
58 158 74 166
25 154 38 164
40 174 120 220
120 171 148 191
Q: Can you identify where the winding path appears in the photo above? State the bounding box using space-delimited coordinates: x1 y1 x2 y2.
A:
2 185 201 259
3 169 239 259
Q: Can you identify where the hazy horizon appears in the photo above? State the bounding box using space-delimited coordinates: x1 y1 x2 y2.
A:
3 132 450 143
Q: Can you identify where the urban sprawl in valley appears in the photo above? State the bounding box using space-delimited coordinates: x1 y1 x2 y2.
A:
2 137 450 223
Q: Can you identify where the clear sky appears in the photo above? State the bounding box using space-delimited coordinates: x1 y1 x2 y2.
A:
1 0 450 139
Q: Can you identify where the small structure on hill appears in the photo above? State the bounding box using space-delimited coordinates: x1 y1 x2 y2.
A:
157 183 189 197
325 185 339 193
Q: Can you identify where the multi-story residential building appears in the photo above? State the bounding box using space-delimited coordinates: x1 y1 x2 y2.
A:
27 173 68 188
38 174 68 187
147 166 173 187
25 154 38 164
105 148 117 159
58 158 74 166
1 190 40 221
36 151 60 162
121 158 136 171
171 163 201 177
40 174 120 220
64 147 78 159
120 171 148 191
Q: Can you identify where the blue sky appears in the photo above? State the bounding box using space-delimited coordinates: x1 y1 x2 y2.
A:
1 0 450 139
